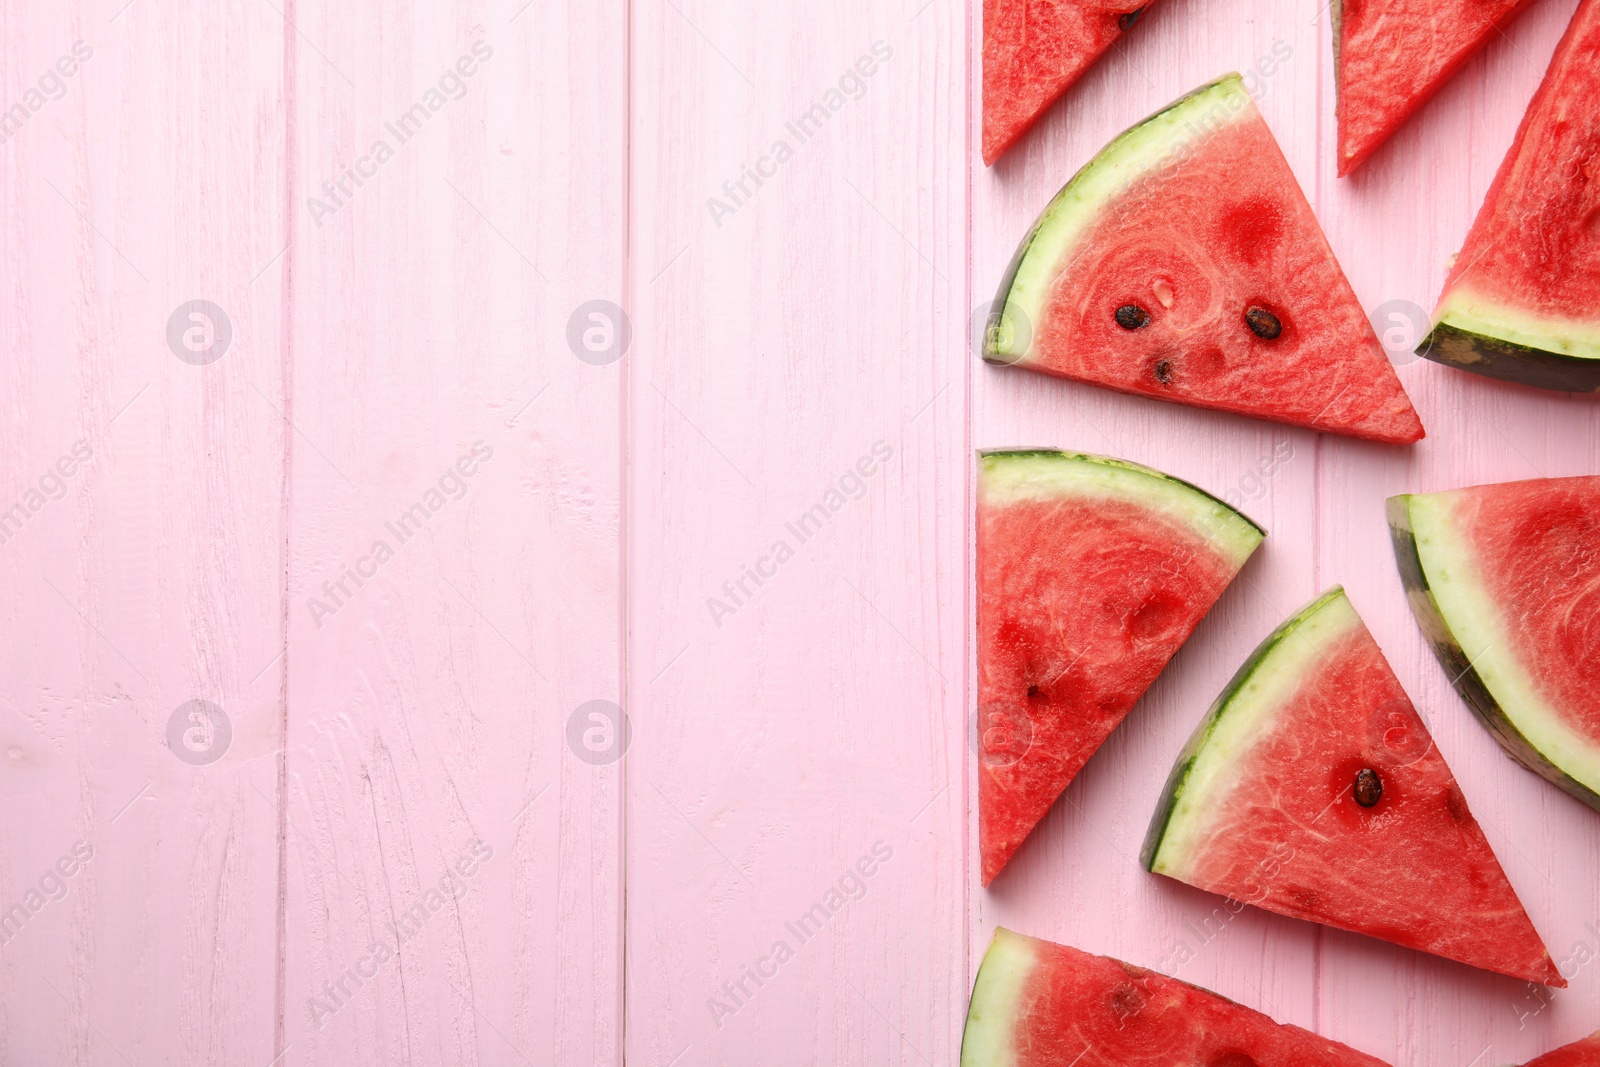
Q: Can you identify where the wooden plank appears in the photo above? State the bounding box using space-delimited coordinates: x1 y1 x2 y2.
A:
281 1 625 1063
626 0 968 1061
1314 1 1600 1062
0 0 285 1061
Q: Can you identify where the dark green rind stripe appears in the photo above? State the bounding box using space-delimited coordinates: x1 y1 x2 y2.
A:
982 75 1244 366
1417 322 1600 394
1386 494 1600 812
1140 587 1347 870
979 449 1267 538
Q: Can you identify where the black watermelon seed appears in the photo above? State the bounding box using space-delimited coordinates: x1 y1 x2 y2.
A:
1118 8 1145 30
1245 306 1283 340
1026 685 1045 701
1115 304 1151 330
1353 768 1383 808
1153 359 1173 384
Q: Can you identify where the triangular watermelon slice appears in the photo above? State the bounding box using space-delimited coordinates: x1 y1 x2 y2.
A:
1390 477 1600 811
1524 1033 1600 1066
978 450 1262 885
982 0 1163 165
1334 0 1540 175
984 75 1425 444
961 928 1393 1066
1419 0 1600 392
1143 587 1563 986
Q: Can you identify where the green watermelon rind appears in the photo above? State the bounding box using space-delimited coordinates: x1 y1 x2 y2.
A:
1417 320 1600 395
979 449 1267 555
1141 587 1351 873
983 74 1255 367
960 928 1036 1067
1387 492 1600 812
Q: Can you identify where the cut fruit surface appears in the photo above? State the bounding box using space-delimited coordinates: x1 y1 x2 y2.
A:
1389 477 1600 811
1333 0 1538 175
1420 0 1600 391
961 928 1393 1067
984 75 1424 444
1524 1033 1600 1066
1143 587 1563 986
977 450 1261 885
982 0 1162 165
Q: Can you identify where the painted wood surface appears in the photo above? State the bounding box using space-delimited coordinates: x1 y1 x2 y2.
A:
1 0 1596 1064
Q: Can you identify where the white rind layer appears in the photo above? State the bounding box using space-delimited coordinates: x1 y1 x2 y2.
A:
979 450 1264 570
960 928 1038 1067
989 74 1259 368
1148 589 1362 880
1436 286 1600 361
1407 492 1600 795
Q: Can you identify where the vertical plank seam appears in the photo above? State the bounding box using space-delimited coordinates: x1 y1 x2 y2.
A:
620 0 634 1060
274 0 299 1057
1310 3 1326 1038
962 0 975 1054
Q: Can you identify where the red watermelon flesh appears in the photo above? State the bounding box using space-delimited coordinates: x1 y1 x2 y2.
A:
1421 0 1600 390
983 1 1161 165
1335 0 1539 175
1525 1033 1600 1066
1390 477 1600 810
978 450 1262 885
1145 588 1563 986
985 76 1424 444
961 928 1393 1067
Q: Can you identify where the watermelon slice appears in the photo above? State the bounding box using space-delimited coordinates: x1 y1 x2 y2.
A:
978 450 1262 885
1389 477 1600 812
984 75 1425 444
1418 0 1600 392
1333 0 1539 175
961 928 1393 1067
982 0 1162 165
1142 587 1563 986
1524 1033 1600 1066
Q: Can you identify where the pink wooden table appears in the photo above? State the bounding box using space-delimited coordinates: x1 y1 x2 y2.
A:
2 0 1595 1063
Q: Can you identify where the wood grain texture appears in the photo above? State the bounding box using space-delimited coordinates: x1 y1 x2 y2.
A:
626 0 967 1061
282 0 624 1064
1 1 286 1063
3 0 1597 1062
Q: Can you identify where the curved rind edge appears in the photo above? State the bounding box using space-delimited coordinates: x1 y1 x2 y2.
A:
1141 586 1348 870
960 928 1034 1067
978 448 1267 538
983 74 1250 366
1417 322 1600 394
1386 494 1600 813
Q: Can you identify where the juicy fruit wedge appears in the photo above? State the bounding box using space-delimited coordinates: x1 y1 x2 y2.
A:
1390 478 1600 811
978 450 1262 885
1334 0 1538 175
1524 1033 1600 1066
961 928 1393 1067
1143 587 1563 986
1420 0 1600 392
985 75 1424 444
982 0 1162 165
